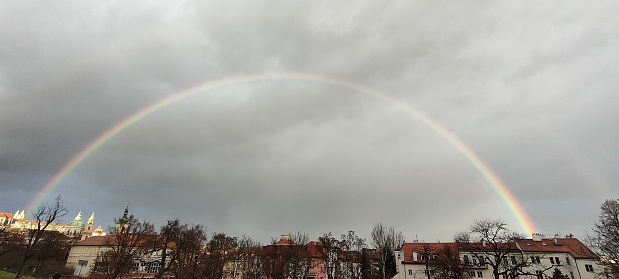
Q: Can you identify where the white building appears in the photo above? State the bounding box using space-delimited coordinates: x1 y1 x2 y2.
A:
394 235 602 279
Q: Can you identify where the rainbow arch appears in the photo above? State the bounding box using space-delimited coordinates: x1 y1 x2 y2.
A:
27 72 536 236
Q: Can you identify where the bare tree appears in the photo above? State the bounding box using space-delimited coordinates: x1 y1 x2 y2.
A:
317 232 341 279
32 230 73 278
286 232 310 279
152 219 182 279
0 226 20 259
203 232 237 279
340 231 366 279
93 215 156 279
371 223 405 279
173 223 206 279
587 199 619 278
260 238 288 279
151 219 206 279
434 244 469 279
15 195 68 279
455 219 534 279
259 233 309 279
233 235 261 279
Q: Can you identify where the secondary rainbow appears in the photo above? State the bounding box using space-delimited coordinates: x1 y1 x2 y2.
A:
27 72 536 236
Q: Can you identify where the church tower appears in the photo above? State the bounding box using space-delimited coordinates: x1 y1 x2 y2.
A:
86 212 95 231
115 206 130 234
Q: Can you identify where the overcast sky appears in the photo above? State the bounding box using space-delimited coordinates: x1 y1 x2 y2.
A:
1 1 618 244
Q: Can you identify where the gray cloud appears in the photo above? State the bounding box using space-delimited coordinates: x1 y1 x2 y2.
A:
1 0 618 242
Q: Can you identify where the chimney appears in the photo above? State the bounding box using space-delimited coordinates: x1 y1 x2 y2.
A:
532 233 544 241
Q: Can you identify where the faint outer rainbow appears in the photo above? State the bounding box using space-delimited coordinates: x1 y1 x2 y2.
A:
28 73 536 236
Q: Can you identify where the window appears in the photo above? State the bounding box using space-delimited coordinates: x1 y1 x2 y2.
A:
555 257 560 265
565 257 571 265
570 272 574 279
511 256 517 265
536 271 543 279
148 262 160 273
550 257 555 264
585 264 594 272
470 272 476 277
530 256 540 264
464 255 470 266
422 254 428 261
478 272 484 278
424 270 432 276
409 270 413 276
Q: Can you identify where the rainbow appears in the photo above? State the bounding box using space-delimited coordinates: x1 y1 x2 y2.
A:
27 72 536 236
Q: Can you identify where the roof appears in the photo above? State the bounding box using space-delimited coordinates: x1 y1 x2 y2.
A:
400 242 458 263
399 237 598 262
0 212 13 219
516 238 598 259
74 235 116 246
73 235 175 248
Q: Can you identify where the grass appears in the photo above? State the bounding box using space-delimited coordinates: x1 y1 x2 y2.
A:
0 270 37 279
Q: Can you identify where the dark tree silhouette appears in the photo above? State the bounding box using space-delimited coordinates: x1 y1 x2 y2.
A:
15 195 68 279
588 199 619 278
454 219 537 279
371 223 404 279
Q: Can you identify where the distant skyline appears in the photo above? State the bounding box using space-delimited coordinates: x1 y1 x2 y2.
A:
1 1 618 243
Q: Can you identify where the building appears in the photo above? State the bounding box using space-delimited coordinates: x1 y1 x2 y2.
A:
258 234 370 279
0 212 14 226
1 209 104 240
65 207 173 278
394 235 602 279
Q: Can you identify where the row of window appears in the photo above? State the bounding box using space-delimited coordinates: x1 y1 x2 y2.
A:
131 261 161 273
462 255 573 266
406 265 593 279
405 269 483 278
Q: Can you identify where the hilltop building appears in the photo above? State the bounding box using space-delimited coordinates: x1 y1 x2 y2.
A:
0 209 105 239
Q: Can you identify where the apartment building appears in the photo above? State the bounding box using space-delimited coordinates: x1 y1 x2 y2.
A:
394 235 602 279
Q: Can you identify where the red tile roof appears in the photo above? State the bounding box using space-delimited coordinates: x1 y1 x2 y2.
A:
399 237 598 262
400 243 459 263
516 238 598 259
0 212 13 219
74 235 117 246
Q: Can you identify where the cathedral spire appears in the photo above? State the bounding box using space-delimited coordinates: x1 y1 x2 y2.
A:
86 212 95 231
74 211 82 221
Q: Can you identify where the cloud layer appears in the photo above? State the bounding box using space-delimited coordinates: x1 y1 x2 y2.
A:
1 1 618 242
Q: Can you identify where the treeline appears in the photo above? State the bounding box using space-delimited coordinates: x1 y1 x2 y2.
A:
2 195 618 279
91 214 405 279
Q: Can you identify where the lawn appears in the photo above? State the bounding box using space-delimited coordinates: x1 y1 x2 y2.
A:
0 270 36 279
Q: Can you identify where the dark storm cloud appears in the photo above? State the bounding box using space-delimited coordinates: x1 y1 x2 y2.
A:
1 0 618 242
